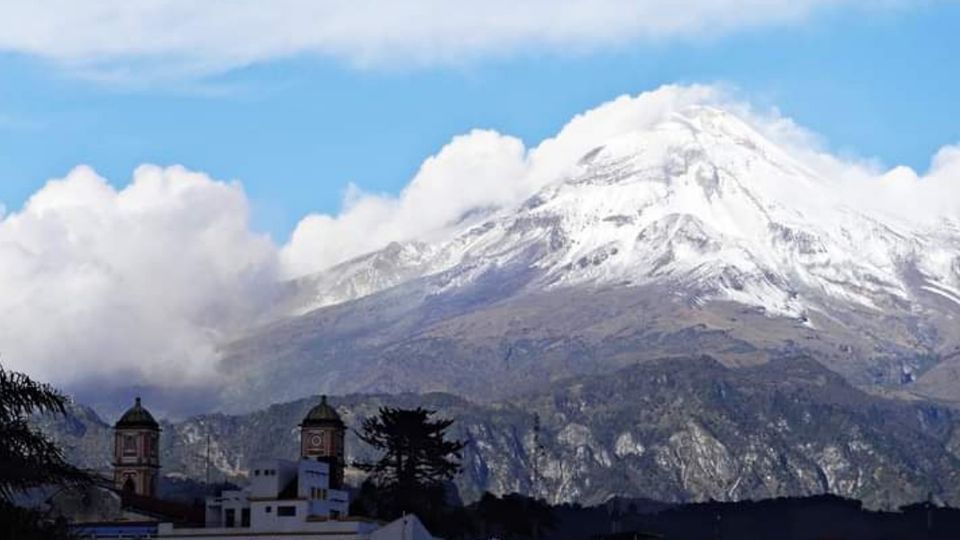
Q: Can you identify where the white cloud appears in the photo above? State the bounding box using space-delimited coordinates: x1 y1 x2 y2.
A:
282 85 720 275
724 103 960 226
282 84 960 276
0 0 889 79
854 146 960 225
0 165 281 390
281 129 530 277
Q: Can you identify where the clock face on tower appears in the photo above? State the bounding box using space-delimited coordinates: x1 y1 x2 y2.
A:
309 432 324 450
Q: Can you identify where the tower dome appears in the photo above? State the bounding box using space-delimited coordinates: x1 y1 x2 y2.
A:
113 397 161 498
300 395 344 428
115 397 160 430
299 395 346 488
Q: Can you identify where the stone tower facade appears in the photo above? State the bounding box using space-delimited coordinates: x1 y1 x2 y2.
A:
113 397 161 498
299 395 346 489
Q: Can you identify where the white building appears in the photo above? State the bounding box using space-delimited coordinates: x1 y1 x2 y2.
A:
157 457 433 540
154 396 441 540
200 458 348 529
158 513 437 540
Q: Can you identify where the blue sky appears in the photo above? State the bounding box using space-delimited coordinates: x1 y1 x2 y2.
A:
3 0 960 408
0 1 957 242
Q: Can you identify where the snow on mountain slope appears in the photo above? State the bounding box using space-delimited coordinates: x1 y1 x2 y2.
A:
216 95 960 413
294 105 960 329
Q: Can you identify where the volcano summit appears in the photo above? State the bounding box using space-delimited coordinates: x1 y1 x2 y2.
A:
219 99 960 412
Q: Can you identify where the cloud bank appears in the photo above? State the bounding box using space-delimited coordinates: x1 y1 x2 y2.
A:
0 166 280 391
1 0 887 79
1 84 957 409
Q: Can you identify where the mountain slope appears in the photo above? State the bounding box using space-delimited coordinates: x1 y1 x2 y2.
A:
218 106 960 411
296 107 959 318
47 356 960 509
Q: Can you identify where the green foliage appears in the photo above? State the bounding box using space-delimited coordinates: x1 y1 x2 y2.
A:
354 406 465 527
0 363 91 501
0 363 91 536
356 406 465 489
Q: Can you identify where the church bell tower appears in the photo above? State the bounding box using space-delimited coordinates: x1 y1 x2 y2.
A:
300 395 346 489
113 397 161 498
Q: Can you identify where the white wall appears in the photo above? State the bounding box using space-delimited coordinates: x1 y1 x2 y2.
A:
297 459 332 498
205 490 250 528
200 458 352 532
158 519 381 539
250 500 308 532
249 459 298 498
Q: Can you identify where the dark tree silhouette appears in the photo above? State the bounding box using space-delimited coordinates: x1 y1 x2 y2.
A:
0 362 91 539
0 502 74 540
354 406 464 523
476 492 556 540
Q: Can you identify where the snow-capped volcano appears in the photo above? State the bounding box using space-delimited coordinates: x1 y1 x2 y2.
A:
297 106 959 323
223 102 960 412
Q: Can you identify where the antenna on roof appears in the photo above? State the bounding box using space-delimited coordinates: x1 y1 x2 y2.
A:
205 429 211 486
533 413 542 497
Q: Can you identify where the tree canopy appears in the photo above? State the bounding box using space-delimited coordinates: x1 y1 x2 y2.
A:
354 406 465 525
0 362 91 538
357 406 464 488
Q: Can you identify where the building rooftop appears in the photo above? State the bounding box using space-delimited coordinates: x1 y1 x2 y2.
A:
115 397 160 430
301 395 344 427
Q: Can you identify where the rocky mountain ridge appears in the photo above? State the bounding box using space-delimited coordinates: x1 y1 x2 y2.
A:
43 356 960 510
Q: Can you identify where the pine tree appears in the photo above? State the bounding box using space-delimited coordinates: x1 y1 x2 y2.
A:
355 406 465 520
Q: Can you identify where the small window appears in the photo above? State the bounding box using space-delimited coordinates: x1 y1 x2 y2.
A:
225 508 236 528
254 470 260 476
241 508 250 527
265 506 272 513
277 506 296 517
122 435 137 456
